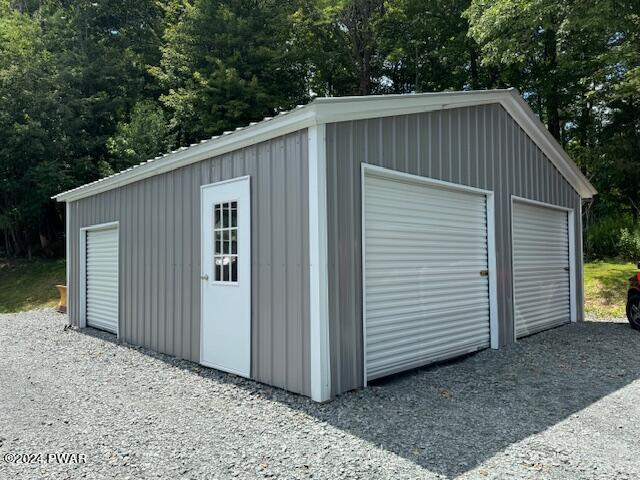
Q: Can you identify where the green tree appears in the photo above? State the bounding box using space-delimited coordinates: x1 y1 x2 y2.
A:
290 0 360 96
465 0 612 141
107 101 175 172
0 0 70 255
378 0 489 93
152 0 308 145
0 0 165 256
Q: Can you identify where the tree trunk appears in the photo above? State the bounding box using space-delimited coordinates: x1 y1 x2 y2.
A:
359 53 371 95
469 45 480 90
3 230 10 257
341 0 383 96
9 228 21 256
544 28 561 141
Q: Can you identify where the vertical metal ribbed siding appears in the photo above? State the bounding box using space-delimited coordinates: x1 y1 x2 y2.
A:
67 130 311 396
326 104 584 396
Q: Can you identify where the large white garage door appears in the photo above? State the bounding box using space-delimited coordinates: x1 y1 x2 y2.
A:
512 201 570 338
86 227 119 334
363 169 491 381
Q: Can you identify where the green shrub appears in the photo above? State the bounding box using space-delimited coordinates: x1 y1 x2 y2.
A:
584 214 635 259
618 228 640 261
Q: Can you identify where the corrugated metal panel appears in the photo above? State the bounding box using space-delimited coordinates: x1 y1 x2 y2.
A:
326 104 584 396
363 171 490 380
513 202 570 337
86 227 119 334
67 130 311 396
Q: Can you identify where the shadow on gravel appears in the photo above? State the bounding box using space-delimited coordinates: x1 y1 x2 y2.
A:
75 319 640 478
313 320 640 477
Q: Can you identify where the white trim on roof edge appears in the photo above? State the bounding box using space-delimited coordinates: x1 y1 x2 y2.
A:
53 89 596 202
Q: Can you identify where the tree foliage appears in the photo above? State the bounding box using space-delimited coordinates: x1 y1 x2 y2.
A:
0 0 638 258
107 100 175 173
151 0 309 145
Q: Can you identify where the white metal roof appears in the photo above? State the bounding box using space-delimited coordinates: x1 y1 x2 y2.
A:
53 88 597 201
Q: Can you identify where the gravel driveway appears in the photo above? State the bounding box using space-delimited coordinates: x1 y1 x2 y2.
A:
1 310 639 479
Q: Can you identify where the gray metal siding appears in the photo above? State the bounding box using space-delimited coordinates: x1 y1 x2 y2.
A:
68 130 311 396
326 104 583 396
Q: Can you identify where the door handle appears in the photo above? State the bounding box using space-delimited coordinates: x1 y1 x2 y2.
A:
200 274 209 281
480 270 489 277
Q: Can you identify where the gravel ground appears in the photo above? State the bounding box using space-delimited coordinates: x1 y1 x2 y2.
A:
1 310 640 479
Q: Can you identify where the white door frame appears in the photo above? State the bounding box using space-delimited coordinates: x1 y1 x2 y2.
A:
510 195 577 343
360 164 499 386
79 221 120 337
199 175 252 377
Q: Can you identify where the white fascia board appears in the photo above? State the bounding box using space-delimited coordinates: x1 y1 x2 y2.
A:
313 89 507 124
54 89 596 202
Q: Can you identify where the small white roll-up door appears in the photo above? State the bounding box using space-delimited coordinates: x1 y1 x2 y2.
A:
363 170 491 381
512 201 570 338
86 227 119 334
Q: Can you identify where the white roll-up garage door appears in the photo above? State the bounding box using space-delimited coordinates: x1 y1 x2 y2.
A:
512 201 570 338
85 227 119 334
363 169 491 381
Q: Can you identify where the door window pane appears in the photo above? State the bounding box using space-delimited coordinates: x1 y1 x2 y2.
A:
231 202 238 227
215 259 222 282
222 230 229 253
223 203 229 228
215 205 222 229
215 230 222 255
231 229 237 254
231 257 238 282
212 200 239 283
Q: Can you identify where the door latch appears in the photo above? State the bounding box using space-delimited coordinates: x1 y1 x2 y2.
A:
480 270 489 277
200 274 209 281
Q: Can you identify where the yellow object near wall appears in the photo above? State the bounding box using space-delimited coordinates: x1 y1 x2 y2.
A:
55 285 67 313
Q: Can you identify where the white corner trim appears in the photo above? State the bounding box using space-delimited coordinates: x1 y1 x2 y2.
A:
309 124 331 402
79 228 86 329
579 200 585 321
486 193 500 349
360 166 368 386
53 89 596 203
509 198 518 343
79 221 120 337
568 209 577 322
65 202 70 291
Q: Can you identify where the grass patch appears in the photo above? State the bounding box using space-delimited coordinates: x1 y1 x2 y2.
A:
584 260 637 319
0 258 66 313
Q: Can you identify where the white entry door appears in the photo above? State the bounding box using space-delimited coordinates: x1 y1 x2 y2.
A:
200 176 251 377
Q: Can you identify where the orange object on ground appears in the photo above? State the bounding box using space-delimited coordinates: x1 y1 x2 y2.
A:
56 285 67 313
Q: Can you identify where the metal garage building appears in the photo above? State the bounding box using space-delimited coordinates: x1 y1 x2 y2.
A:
54 89 596 402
